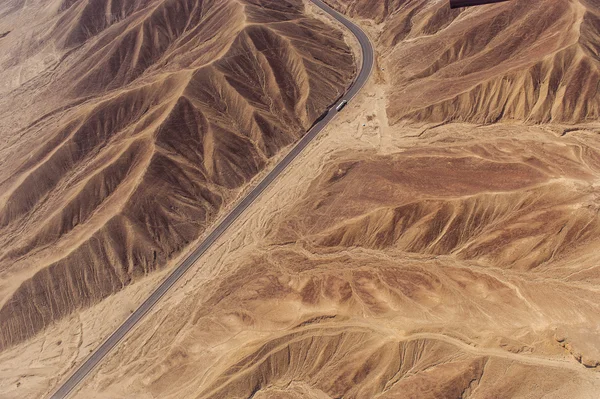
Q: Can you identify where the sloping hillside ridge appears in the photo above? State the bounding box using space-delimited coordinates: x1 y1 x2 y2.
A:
326 0 600 124
0 0 355 350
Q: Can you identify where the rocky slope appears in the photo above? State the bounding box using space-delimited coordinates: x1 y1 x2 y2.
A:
65 0 600 396
276 139 600 271
74 126 600 398
3 0 600 398
0 0 354 350
327 0 600 123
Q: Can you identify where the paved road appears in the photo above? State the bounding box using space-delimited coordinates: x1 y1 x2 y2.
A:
49 2 373 398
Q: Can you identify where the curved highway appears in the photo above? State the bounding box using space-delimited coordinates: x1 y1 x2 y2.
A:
49 2 373 398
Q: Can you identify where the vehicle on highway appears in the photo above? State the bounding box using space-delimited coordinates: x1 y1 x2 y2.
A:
336 100 348 112
450 0 510 7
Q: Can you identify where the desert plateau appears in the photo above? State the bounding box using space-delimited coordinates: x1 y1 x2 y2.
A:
1 0 600 398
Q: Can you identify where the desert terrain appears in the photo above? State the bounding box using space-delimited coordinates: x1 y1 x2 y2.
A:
0 0 354 351
0 0 355 396
2 0 600 398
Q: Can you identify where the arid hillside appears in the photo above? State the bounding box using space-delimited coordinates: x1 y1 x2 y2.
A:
64 0 600 398
0 0 355 350
71 126 600 399
3 0 600 398
277 140 600 271
327 0 600 123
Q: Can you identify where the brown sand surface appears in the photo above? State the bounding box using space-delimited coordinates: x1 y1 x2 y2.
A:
0 0 356 396
70 123 600 398
3 0 600 398
0 0 355 350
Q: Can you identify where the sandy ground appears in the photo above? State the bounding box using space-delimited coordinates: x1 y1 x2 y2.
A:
73 47 600 399
3 1 600 398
